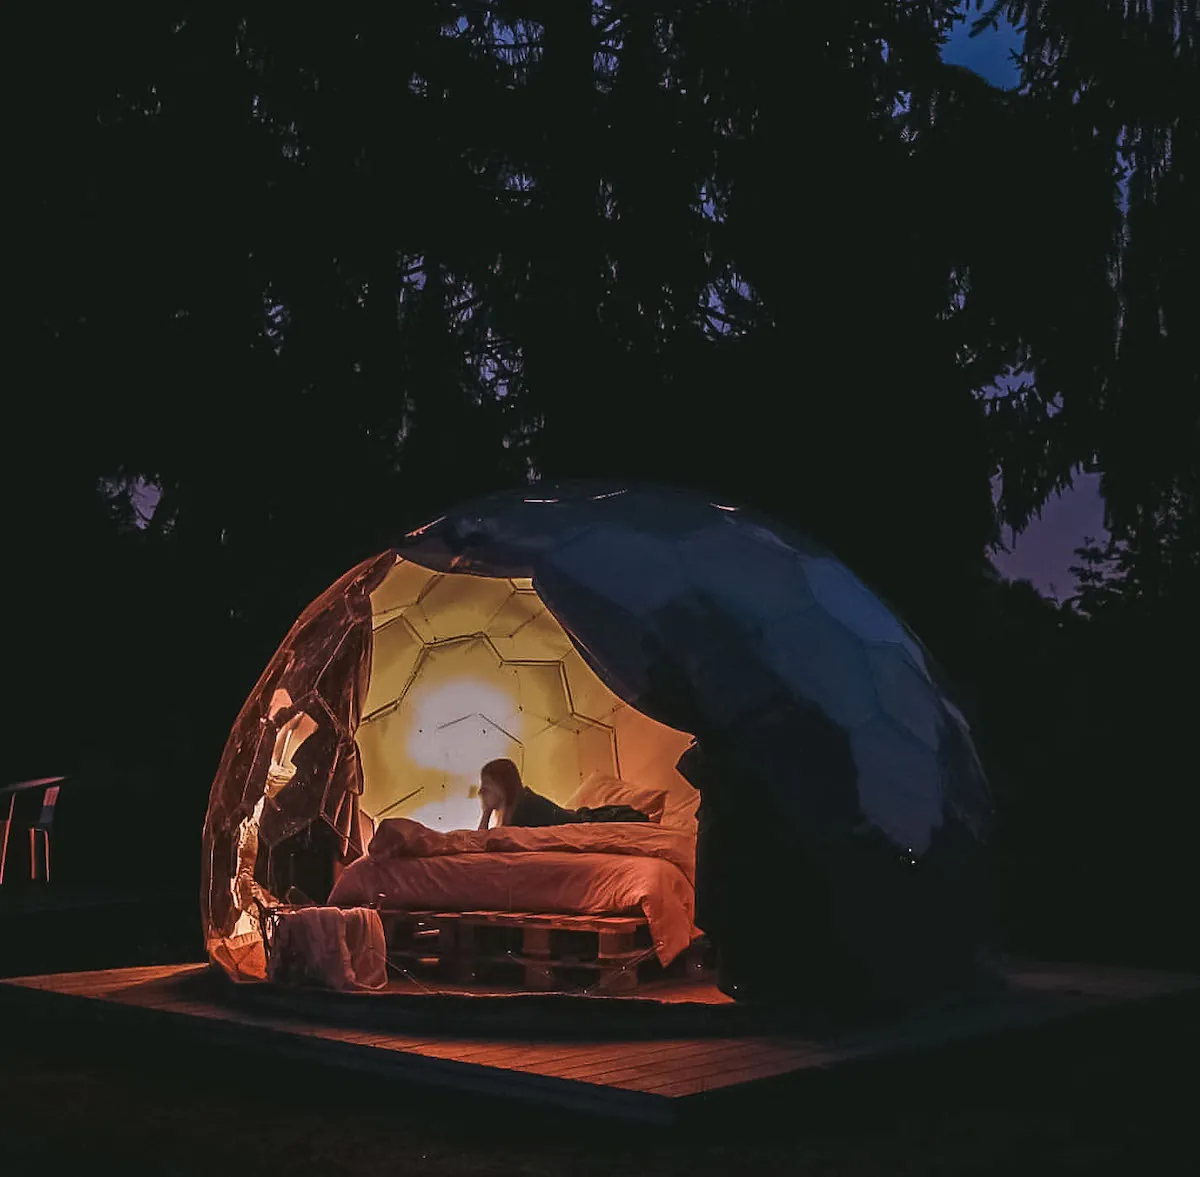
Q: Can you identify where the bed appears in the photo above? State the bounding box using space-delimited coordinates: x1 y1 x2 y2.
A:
326 818 700 969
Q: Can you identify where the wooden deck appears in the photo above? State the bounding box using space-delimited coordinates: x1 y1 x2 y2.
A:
3 959 1197 1123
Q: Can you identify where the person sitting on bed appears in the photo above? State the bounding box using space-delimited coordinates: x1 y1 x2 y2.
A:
477 758 651 830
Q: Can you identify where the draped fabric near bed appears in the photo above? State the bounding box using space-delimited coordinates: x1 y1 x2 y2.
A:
327 820 700 967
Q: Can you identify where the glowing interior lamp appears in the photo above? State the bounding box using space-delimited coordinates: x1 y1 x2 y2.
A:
370 676 525 831
711 503 738 512
523 498 560 504
407 681 518 774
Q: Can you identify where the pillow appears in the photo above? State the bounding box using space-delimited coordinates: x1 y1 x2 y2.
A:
659 788 701 836
570 773 669 824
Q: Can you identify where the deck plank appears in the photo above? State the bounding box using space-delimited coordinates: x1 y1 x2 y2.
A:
540 1038 798 1084
404 1039 595 1067
476 1039 689 1078
414 1040 632 1074
624 1046 833 1094
530 1040 720 1079
545 1038 791 1081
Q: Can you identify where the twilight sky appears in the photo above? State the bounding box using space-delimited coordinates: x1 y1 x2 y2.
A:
941 12 1108 599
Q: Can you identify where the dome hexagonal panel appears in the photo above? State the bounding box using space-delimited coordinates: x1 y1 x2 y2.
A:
546 524 689 619
486 594 576 662
522 715 619 796
561 647 625 724
407 573 515 643
676 523 815 625
369 559 436 626
356 705 412 817
803 555 927 671
510 660 574 730
763 609 879 729
485 588 546 643
851 715 944 853
361 615 423 720
866 644 942 751
682 635 782 729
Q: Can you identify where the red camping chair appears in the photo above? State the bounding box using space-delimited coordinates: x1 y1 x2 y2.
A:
0 777 66 884
29 785 62 881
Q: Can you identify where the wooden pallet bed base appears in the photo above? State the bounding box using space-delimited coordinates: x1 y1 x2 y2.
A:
380 909 655 992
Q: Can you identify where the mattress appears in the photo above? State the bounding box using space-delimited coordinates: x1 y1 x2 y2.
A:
327 819 699 966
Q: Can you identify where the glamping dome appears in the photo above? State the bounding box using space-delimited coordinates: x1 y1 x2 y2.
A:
202 482 992 1005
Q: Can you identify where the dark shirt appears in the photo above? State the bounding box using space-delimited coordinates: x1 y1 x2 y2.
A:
507 788 581 828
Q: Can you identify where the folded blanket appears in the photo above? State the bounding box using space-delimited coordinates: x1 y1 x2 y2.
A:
266 905 388 991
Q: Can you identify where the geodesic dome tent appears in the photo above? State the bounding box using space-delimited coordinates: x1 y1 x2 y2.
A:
202 481 993 1004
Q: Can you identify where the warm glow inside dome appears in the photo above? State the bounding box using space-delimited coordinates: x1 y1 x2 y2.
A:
355 559 696 832
201 552 696 984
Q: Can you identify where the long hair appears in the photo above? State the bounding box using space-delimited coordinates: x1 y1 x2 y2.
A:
481 758 524 809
